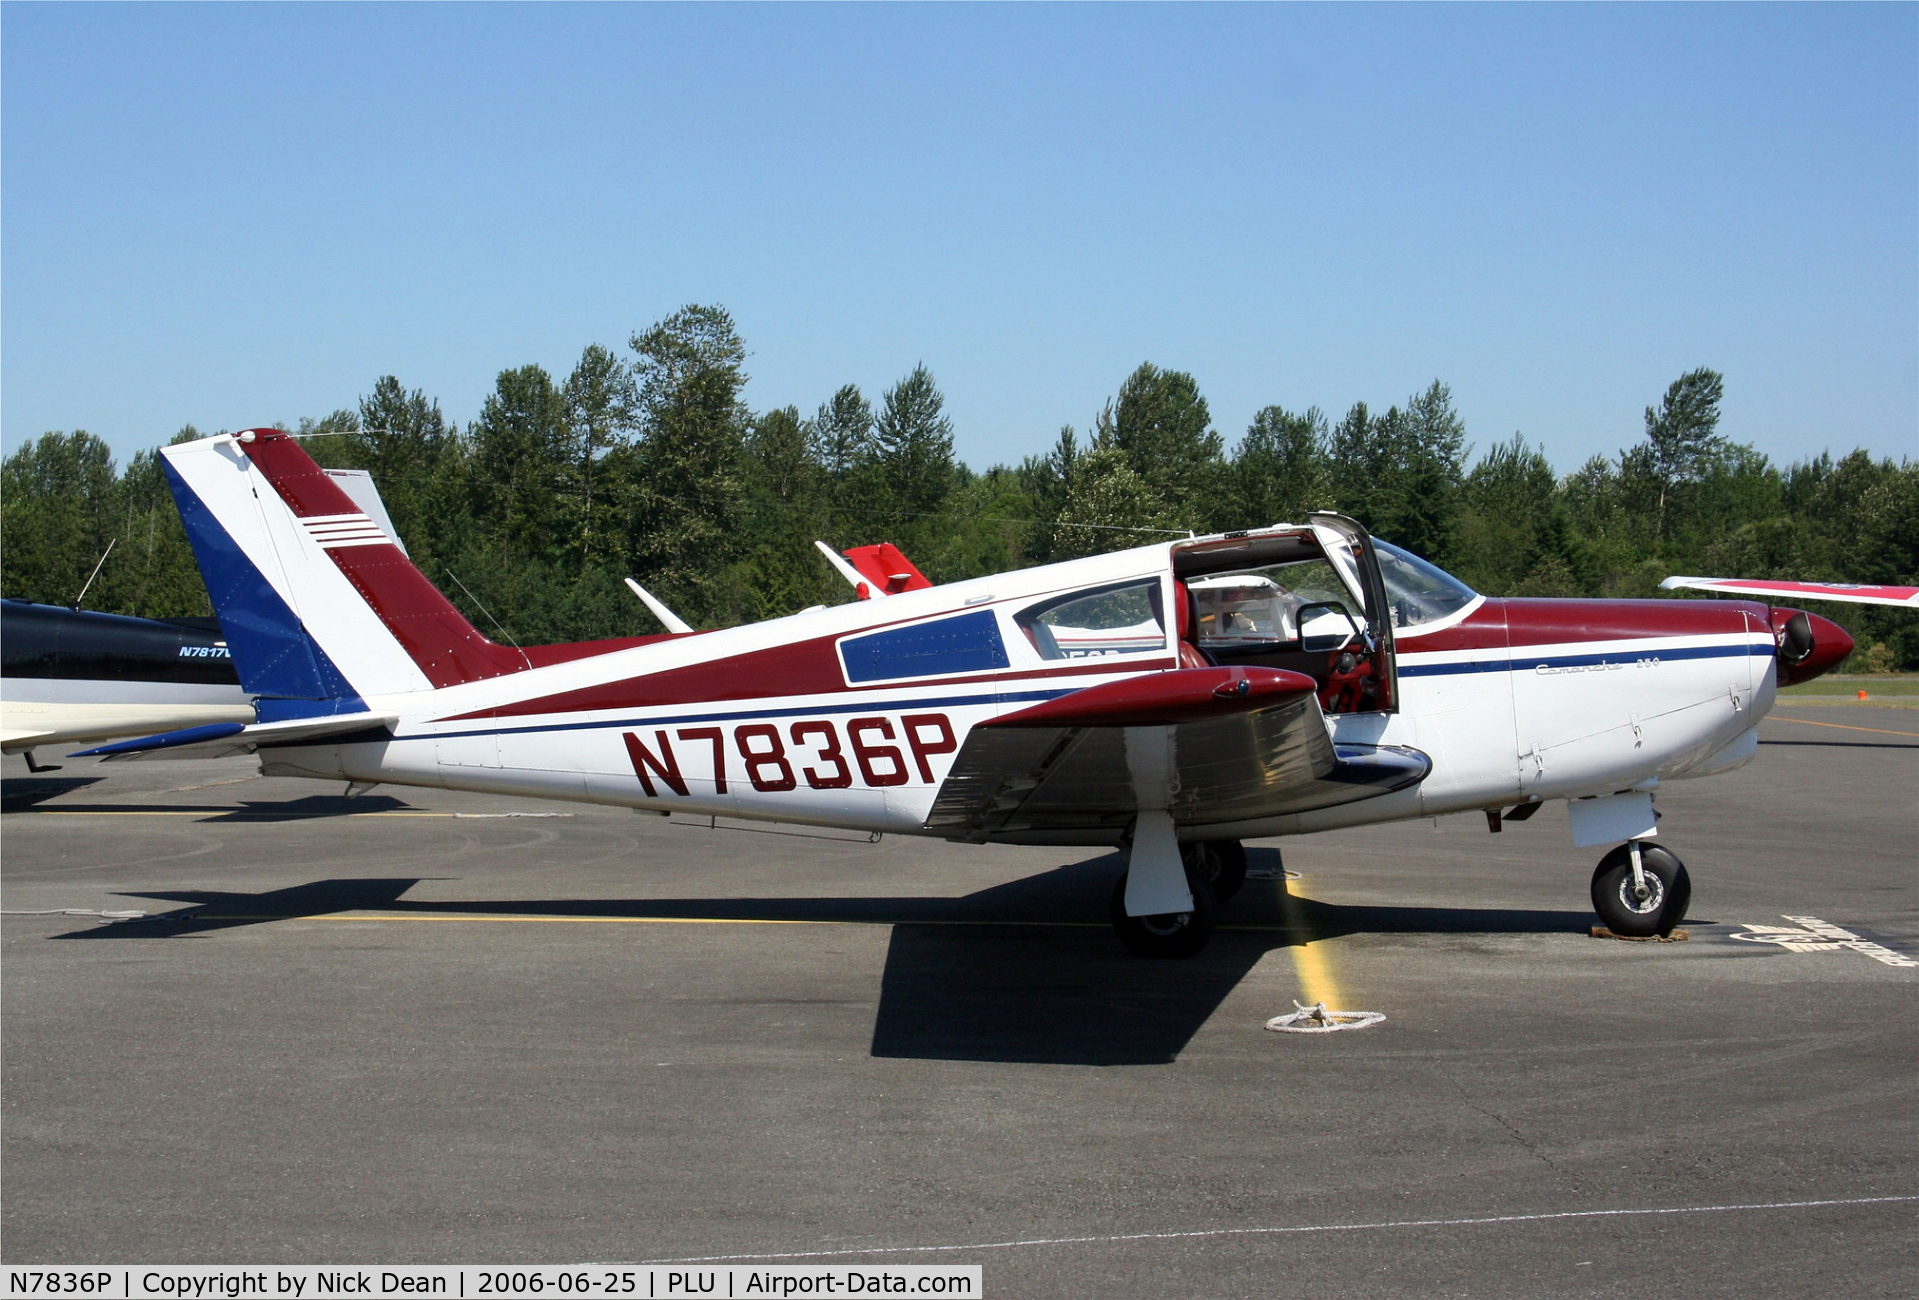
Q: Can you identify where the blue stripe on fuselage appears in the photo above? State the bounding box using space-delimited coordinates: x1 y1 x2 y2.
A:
1398 641 1770 678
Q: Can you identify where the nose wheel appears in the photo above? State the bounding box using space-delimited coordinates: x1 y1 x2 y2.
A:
1591 841 1691 938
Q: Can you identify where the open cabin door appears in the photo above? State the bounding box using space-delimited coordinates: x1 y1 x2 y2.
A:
1308 513 1399 713
1171 515 1398 715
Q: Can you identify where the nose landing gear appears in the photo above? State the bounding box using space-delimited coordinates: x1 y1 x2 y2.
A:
1591 840 1691 938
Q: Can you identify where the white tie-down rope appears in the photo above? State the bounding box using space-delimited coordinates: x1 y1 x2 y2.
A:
1266 1000 1385 1032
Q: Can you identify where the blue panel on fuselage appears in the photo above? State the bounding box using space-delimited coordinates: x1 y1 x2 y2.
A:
839 609 1011 684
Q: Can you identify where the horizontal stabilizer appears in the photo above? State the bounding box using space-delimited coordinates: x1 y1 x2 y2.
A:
72 712 397 761
1660 576 1919 609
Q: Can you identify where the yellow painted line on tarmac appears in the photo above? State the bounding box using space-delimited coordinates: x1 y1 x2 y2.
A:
1765 715 1919 739
1276 880 1345 1008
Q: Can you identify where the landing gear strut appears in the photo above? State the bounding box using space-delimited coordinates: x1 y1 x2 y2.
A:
1110 866 1217 959
1591 840 1691 938
1109 838 1249 958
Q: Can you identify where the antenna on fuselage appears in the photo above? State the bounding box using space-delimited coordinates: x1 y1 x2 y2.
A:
814 540 883 600
72 538 117 609
624 578 694 634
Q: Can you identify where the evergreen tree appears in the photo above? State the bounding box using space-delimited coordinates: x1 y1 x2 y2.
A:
624 304 750 620
114 430 218 617
874 364 956 519
1323 383 1467 565
810 384 875 478
5 309 1915 669
0 432 123 609
470 364 573 563
1104 362 1228 528
1394 380 1469 566
562 344 638 568
352 377 458 566
1232 405 1330 530
1456 434 1575 596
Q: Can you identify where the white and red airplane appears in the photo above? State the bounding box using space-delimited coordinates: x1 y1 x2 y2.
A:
78 428 1863 956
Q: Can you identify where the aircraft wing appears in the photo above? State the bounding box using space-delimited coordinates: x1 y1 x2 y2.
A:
70 712 397 761
925 667 1429 841
1660 576 1919 609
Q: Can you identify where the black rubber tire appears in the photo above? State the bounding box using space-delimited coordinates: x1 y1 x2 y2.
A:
1110 867 1218 958
1188 839 1247 904
1591 842 1691 938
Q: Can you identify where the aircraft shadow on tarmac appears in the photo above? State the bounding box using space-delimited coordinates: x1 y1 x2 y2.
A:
1 776 105 808
1 790 419 819
57 849 1592 1067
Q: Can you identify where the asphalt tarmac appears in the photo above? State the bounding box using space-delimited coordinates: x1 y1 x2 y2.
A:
4 703 1914 1297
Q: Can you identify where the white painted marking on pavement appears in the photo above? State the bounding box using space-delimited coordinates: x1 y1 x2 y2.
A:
629 1195 1919 1264
1730 915 1917 967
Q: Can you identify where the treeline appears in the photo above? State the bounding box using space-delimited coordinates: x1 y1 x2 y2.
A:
4 304 1915 669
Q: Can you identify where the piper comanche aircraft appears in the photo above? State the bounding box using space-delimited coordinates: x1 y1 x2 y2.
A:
78 428 1863 957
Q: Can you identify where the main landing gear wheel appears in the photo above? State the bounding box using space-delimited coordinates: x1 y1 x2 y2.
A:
1183 840 1247 904
1591 841 1692 938
1110 867 1218 959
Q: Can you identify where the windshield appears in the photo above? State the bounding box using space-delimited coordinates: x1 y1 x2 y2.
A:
1373 539 1477 630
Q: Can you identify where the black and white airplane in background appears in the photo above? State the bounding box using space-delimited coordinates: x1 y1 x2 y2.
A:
1 468 406 771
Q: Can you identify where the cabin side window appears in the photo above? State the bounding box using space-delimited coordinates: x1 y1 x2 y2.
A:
1015 580 1168 661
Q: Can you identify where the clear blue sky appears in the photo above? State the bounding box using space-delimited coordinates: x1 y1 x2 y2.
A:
4 3 1914 473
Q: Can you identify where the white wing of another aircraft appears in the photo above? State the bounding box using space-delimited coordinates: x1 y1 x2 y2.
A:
1660 576 1919 609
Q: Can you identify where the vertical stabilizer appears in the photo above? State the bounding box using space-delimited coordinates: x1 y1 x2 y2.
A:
162 430 527 713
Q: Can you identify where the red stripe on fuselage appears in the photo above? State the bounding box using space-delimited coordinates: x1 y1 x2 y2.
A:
1402 598 1761 655
441 641 1179 721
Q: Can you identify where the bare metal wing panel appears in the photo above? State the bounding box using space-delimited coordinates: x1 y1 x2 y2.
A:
928 685 1427 841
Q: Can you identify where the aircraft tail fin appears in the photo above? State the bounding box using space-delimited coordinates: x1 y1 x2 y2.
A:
161 429 526 716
